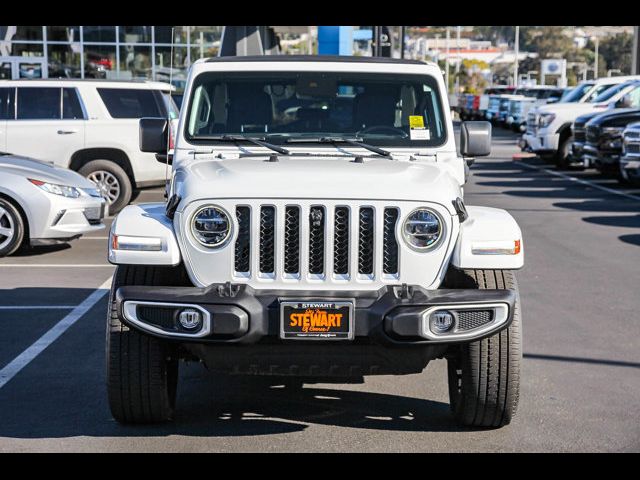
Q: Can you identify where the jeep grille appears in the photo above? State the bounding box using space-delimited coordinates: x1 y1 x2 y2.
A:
233 204 401 280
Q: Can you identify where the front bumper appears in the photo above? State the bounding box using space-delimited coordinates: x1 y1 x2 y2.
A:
620 155 640 180
583 144 620 169
31 194 106 241
523 130 559 153
115 283 516 346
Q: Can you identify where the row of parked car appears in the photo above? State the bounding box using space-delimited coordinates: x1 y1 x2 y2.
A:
457 75 640 186
457 86 568 133
0 78 178 256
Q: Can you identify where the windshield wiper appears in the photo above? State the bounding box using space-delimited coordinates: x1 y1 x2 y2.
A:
283 136 392 158
197 135 290 155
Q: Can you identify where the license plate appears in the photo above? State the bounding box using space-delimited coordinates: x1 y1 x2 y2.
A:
280 301 353 340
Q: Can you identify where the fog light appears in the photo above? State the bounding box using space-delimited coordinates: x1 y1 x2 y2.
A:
178 308 202 330
430 310 454 334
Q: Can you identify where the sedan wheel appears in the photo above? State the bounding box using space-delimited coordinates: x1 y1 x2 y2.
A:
0 198 25 257
0 205 15 250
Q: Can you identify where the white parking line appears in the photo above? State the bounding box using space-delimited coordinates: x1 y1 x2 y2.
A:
0 277 112 390
0 264 114 268
518 161 640 202
0 306 76 310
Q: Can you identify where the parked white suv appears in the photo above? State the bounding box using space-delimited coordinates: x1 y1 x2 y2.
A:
106 56 524 428
522 76 640 165
0 79 177 213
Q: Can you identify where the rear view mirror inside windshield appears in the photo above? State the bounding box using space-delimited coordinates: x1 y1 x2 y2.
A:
296 75 337 98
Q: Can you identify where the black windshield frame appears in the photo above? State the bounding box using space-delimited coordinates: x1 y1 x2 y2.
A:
183 70 448 149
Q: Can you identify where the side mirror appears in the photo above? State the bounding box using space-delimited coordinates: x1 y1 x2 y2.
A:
140 117 168 155
461 121 492 157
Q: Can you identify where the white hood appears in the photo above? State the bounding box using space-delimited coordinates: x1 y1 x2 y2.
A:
174 155 461 215
537 102 599 115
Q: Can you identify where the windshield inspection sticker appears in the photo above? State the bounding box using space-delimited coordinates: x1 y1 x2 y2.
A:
409 115 430 140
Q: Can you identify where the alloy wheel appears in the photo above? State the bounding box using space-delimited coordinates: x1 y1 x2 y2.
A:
88 170 121 205
0 205 15 250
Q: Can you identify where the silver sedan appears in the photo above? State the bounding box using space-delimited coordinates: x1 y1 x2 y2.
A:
0 152 106 256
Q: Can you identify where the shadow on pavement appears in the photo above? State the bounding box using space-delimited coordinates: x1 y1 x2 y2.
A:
12 243 72 257
468 147 640 246
524 353 640 369
620 234 640 247
0 367 460 439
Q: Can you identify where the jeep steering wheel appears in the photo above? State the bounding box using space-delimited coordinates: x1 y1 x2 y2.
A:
356 125 409 138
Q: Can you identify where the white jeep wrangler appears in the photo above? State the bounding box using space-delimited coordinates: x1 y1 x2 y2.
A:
106 56 524 427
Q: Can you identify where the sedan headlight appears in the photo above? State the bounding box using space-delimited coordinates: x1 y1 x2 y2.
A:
28 178 81 198
402 208 444 251
538 113 556 128
191 206 232 248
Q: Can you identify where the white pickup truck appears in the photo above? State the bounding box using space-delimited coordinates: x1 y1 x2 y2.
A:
522 76 640 165
106 55 524 428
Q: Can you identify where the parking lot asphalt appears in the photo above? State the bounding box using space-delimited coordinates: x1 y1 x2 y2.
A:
0 128 638 452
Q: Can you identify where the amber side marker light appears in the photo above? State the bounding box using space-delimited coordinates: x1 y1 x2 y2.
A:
472 240 521 255
110 234 162 252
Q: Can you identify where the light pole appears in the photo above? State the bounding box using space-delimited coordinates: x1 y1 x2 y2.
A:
607 68 621 77
445 27 450 93
514 25 520 87
594 34 599 79
455 26 461 94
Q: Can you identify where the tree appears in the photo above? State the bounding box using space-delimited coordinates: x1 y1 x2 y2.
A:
593 33 634 75
527 26 574 60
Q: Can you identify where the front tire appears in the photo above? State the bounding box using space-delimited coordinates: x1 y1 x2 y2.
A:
555 135 573 169
106 265 182 424
444 269 522 428
0 197 26 257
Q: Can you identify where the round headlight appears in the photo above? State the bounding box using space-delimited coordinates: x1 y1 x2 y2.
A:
191 206 231 248
403 208 443 250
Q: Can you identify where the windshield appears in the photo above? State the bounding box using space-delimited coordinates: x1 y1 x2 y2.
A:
591 82 636 103
561 83 594 103
185 71 447 148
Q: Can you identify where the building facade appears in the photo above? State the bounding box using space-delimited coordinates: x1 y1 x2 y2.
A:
0 26 224 86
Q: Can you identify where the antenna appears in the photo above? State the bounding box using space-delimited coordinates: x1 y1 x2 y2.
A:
164 27 175 200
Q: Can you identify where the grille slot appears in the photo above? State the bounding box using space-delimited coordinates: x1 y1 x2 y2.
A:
259 206 276 274
234 206 251 273
358 207 374 275
457 310 493 331
284 206 300 274
308 206 325 275
382 208 399 275
333 207 350 275
627 143 640 154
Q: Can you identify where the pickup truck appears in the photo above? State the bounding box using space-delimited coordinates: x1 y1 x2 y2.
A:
522 77 640 167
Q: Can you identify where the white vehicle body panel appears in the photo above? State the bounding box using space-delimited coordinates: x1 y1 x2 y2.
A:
6 118 85 167
109 203 181 266
452 206 523 270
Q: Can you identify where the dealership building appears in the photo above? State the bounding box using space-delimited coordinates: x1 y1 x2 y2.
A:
0 26 225 84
